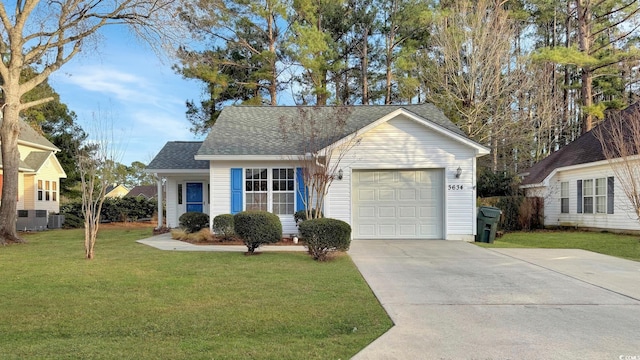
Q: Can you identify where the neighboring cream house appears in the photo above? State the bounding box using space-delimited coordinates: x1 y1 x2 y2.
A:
148 104 490 241
0 119 67 230
105 184 130 198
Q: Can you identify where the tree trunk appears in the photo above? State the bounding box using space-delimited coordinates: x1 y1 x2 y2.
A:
0 90 24 244
577 0 593 133
362 27 369 105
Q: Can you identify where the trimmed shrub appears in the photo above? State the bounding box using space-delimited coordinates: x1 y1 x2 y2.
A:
234 211 282 253
298 218 351 261
293 208 324 224
213 214 235 240
179 212 210 233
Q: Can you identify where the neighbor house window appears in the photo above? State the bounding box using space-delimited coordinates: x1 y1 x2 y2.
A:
45 181 51 201
52 182 57 202
37 180 43 201
244 168 295 215
580 177 609 214
595 178 607 213
245 168 268 211
560 182 569 213
582 179 594 213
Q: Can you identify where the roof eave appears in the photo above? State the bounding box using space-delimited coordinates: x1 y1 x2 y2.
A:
194 155 298 161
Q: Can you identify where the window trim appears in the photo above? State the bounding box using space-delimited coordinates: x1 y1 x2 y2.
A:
560 181 569 214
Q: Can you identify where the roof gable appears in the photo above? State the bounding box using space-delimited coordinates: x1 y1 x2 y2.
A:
196 104 477 158
0 118 59 151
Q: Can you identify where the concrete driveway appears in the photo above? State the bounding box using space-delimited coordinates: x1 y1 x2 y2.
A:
349 240 640 360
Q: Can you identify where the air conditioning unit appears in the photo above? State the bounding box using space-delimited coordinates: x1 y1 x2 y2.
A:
16 210 48 231
48 215 65 229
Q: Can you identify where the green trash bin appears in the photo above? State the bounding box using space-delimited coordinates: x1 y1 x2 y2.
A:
476 206 502 243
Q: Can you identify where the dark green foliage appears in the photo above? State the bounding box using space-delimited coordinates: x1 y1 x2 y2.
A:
60 197 158 228
293 209 324 224
234 211 282 253
298 218 351 261
179 212 210 233
491 196 544 232
477 169 519 197
213 214 235 240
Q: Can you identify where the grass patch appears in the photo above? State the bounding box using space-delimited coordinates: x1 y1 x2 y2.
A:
0 226 391 359
477 230 640 261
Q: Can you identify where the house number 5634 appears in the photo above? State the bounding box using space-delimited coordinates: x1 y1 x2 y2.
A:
448 184 464 191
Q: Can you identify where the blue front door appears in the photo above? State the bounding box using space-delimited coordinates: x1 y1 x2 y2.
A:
186 183 204 212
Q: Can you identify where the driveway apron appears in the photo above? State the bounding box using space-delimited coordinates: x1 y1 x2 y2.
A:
349 240 640 360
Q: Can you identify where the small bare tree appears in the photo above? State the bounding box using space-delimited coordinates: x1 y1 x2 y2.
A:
280 106 360 220
78 111 124 259
595 105 640 221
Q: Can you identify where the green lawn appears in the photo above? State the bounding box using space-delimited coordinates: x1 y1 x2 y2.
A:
476 230 640 261
0 226 392 359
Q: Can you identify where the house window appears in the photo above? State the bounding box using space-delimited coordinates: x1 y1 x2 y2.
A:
595 178 607 213
246 168 268 211
244 168 295 215
37 180 43 201
560 182 569 213
45 181 51 201
52 182 57 202
581 177 608 214
582 179 594 213
178 184 183 205
272 168 295 215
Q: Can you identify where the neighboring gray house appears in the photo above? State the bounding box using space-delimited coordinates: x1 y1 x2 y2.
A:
520 104 640 232
147 104 489 240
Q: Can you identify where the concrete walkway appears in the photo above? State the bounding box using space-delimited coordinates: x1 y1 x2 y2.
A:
348 240 640 360
136 233 306 252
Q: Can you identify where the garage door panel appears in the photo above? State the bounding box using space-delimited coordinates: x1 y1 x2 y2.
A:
379 224 396 236
399 207 416 217
358 189 376 201
379 189 395 200
358 224 376 236
398 188 417 200
353 169 443 239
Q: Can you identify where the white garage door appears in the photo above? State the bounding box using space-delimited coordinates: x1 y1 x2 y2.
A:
352 169 443 239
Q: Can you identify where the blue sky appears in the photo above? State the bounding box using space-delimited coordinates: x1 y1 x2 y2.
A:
49 27 205 166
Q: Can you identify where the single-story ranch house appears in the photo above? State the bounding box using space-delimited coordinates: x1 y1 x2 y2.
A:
520 103 640 233
146 104 490 240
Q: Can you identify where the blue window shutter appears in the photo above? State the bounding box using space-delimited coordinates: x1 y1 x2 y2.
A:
577 180 583 214
607 176 614 214
230 168 243 214
296 167 306 211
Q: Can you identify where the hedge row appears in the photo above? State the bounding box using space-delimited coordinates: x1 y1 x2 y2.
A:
60 197 157 228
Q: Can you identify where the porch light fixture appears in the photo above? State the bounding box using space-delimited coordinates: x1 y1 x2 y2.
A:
455 167 462 179
337 169 344 180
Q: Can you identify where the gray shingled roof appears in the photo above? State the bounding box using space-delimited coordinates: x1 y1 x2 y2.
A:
126 185 159 198
23 151 51 171
197 104 467 156
147 141 209 170
0 118 60 151
521 103 640 186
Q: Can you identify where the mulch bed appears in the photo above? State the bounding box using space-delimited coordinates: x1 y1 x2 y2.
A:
182 235 303 247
